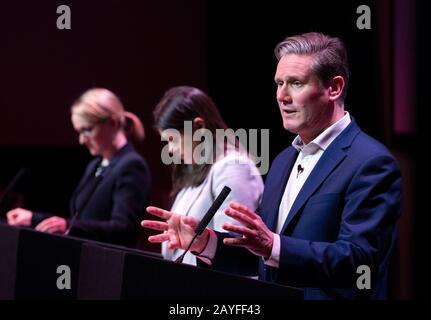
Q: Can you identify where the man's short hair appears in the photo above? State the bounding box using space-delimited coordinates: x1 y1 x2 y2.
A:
274 32 349 102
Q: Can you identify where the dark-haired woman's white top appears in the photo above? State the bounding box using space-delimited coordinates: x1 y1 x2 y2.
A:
162 152 264 266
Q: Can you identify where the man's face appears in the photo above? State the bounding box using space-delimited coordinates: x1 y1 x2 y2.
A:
275 54 331 143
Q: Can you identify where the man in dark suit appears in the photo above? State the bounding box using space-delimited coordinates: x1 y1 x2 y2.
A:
142 32 402 299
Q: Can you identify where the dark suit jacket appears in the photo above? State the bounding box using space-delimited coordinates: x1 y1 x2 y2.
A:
33 144 151 247
211 119 402 299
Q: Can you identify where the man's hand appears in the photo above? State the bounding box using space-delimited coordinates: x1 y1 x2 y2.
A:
223 202 274 259
141 206 210 254
7 208 33 226
35 216 67 234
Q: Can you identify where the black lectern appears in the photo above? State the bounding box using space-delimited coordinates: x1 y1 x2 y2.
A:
0 223 303 300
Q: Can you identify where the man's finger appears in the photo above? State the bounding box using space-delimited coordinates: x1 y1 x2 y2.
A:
223 222 257 237
167 232 179 249
148 233 170 243
182 216 199 229
224 207 256 228
229 202 259 219
146 206 173 220
223 237 248 247
141 220 168 231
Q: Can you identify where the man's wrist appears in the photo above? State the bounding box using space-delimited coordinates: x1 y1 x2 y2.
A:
264 233 280 268
264 234 275 259
191 228 210 255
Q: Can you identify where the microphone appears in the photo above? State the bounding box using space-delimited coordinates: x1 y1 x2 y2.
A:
296 164 304 178
174 186 231 263
0 168 26 212
65 173 104 235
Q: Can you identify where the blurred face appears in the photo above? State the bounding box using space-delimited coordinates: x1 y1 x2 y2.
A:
71 114 114 157
275 54 332 143
159 129 194 164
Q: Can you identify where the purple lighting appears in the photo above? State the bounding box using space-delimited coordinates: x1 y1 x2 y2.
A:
394 0 416 134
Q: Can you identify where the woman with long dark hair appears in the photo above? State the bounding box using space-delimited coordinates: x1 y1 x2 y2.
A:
152 86 263 266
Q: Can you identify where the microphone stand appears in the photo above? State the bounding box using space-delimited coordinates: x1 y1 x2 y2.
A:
174 186 231 263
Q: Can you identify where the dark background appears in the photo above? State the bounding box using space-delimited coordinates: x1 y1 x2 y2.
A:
0 0 425 299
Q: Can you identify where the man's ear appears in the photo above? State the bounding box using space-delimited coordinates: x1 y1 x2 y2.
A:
193 117 205 129
328 76 345 101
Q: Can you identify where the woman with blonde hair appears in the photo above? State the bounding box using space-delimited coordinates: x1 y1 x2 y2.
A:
7 88 151 247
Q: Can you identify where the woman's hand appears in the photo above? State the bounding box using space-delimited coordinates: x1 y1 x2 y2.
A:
7 208 33 226
141 206 210 254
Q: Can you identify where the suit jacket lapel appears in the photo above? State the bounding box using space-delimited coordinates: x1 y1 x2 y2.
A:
69 143 133 214
70 159 99 214
264 149 298 232
280 120 360 234
102 143 133 177
94 143 134 180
